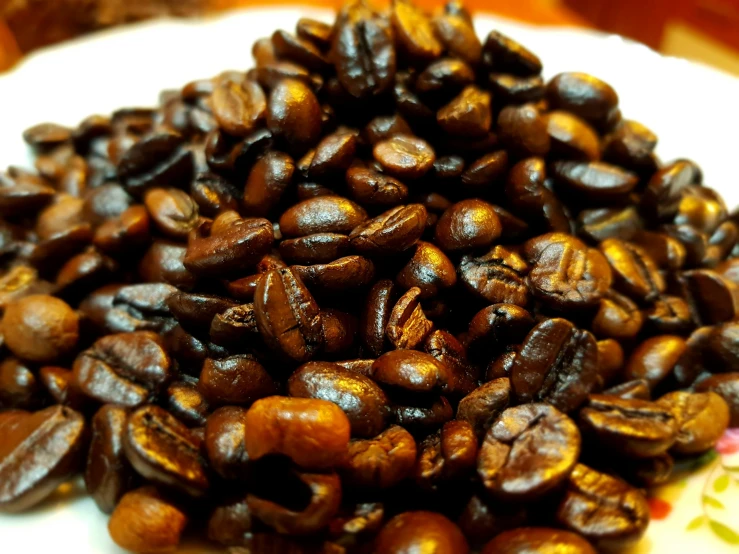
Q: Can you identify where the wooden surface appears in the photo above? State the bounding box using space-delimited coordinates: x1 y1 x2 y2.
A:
0 0 587 71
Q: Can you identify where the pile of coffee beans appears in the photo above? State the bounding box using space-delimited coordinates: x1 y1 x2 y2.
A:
0 0 737 552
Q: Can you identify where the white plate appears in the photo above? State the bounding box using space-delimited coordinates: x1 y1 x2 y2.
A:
0 7 738 553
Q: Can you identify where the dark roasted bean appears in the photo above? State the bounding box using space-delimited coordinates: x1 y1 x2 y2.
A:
350 204 427 255
624 335 686 389
482 31 541 76
437 86 492 137
376 511 469 554
385 287 434 350
204 406 250 480
341 425 416 488
656 391 729 454
267 79 322 153
280 196 367 238
373 134 436 179
482 528 595 554
293 255 376 292
457 378 511 439
506 158 570 233
545 111 600 161
434 199 501 253
497 104 550 158
360 279 396 357
199 355 277 407
547 73 619 128
695 373 739 427
459 245 529 306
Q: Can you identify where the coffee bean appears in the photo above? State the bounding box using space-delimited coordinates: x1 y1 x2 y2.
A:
372 347 452 394
165 379 210 427
679 268 739 325
656 391 729 454
437 86 492 137
602 120 657 172
644 295 694 335
331 0 396 98
393 394 454 432
280 196 367 238
341 424 417 488
506 158 570 233
434 199 501 253
0 358 41 410
695 373 739 427
375 511 469 554
244 396 350 468
460 151 508 191
203 406 249 480
603 378 649 402
624 335 686 389
391 0 443 62
579 394 678 458
267 79 322 153
0 170 55 216
396 241 456 298
456 378 511 439
293 255 376 293
123 404 208 496
272 30 329 72
254 268 323 362
211 79 267 138
577 206 643 244
552 161 638 202
482 31 541 76
511 318 598 412
184 215 274 278
289 361 390 438
23 123 71 151
167 291 239 333
547 73 618 128
360 279 396 357
600 239 665 302
641 160 700 222
2 294 79 363
482 528 596 554
385 287 434 350
0 406 86 512
459 245 529 306
199 355 277 407
416 58 475 97
117 132 193 194
524 233 612 311
108 487 188 553
497 104 550 158
208 498 253 547
545 111 600 161
350 204 427 255
415 423 478 488
556 464 649 550
85 404 134 513
73 331 171 407
478 403 580 500
243 151 294 217
591 290 643 340
432 13 481 66
39 366 83 409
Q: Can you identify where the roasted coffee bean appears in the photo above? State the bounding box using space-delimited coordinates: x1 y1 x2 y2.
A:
597 339 624 385
415 419 477 489
280 196 367 238
624 335 686 389
289 361 390 438
488 74 544 107
167 291 239 333
108 487 188 553
510 318 598 412
641 160 700 222
599 239 665 302
39 366 83 408
272 30 330 72
482 30 541 76
433 155 466 181
267 79 322 153
416 58 475 97
346 165 409 207
375 511 469 554
391 0 443 62
506 158 570 233
350 204 427 255
0 406 86 512
243 151 294 217
23 123 71 151
190 172 240 217
373 135 436 179
478 403 580 500
362 114 412 146
0 358 41 410
459 246 529 306
592 290 643 340
341 425 417 488
85 404 134 513
296 17 332 49
385 287 434 350
704 320 739 371
577 206 642 244
552 161 638 203
547 73 619 128
497 104 550 158
254 268 323 362
94 204 151 255
458 495 529 547
73 331 171 407
468 303 534 356
643 295 694 335
117 131 193 194
2 294 79 363
579 394 678 458
434 199 501 253
602 120 657 172
308 131 357 179
524 233 612 311
209 303 260 347
199 355 277 407
123 404 208 496
432 11 481 66
204 406 250 480
396 241 456 298
457 378 511 439
0 170 55 217
482 528 596 554
679 268 739 325
631 230 686 271
695 373 739 427
331 0 396 98
460 151 508 190
279 233 350 265
142 187 199 240
184 215 274 277
371 347 453 394
556 464 649 550
663 223 708 267
293 255 376 293
244 396 350 468
437 86 492 137
672 325 714 387
101 283 176 334
545 111 600 161
656 391 729 454
165 379 210 427
360 279 396 357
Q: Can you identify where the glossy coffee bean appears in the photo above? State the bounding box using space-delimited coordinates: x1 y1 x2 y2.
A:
373 135 436 179
579 394 678 458
396 241 457 298
478 403 580 501
288 361 391 438
108 487 188 553
592 290 643 340
415 420 478 489
600 239 665 302
482 30 541 76
497 104 550 158
341 425 417 488
267 79 322 152
243 151 294 216
482 528 596 554
695 373 739 427
545 111 600 161
556 464 649 550
0 406 86 512
293 255 376 293
0 358 41 410
432 13 481 66
391 0 443 62
546 72 618 128
437 86 492 137
375 511 469 554
350 204 427 255
85 404 134 513
280 196 367 238
204 406 250 480
457 378 512 439
434 199 501 253
552 161 638 202
199 355 277 407
511 318 598 412
624 335 686 389
506 158 570 233
459 246 529 306
244 396 350 469
656 391 729 454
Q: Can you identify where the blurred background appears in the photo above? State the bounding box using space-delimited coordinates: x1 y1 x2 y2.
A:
0 0 737 75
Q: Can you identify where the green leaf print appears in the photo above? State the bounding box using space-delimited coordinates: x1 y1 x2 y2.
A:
713 474 730 493
709 520 739 545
